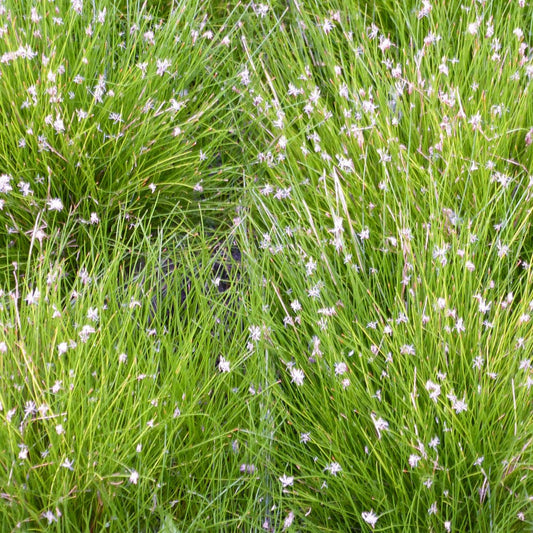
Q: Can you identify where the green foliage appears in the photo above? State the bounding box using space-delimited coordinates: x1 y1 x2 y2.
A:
0 1 532 531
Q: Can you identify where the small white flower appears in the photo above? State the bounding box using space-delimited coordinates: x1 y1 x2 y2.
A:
249 325 262 342
279 474 294 487
362 510 379 528
156 58 172 76
425 380 441 402
334 362 347 375
325 461 342 475
97 7 106 23
465 261 475 272
71 0 83 15
47 198 64 212
322 19 334 35
42 509 59 524
18 444 29 460
25 289 40 305
57 342 68 356
429 436 440 450
218 356 230 373
371 413 389 439
61 457 74 470
447 393 468 413
290 300 302 312
79 325 95 343
87 307 99 322
239 67 251 86
290 367 305 386
0 174 13 193
409 454 422 468
300 432 310 444
129 470 139 484
53 115 65 134
282 511 294 530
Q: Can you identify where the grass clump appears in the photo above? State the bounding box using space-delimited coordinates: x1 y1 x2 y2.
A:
0 0 244 276
0 0 532 531
235 0 532 530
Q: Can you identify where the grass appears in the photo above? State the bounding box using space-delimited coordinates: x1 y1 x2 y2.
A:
0 0 532 531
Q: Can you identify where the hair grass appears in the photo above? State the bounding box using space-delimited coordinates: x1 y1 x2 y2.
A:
0 0 532 531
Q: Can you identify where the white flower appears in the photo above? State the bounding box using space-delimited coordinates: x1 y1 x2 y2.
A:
156 58 172 76
53 115 65 134
79 324 95 343
42 509 59 524
97 7 106 23
425 380 441 402
300 432 310 444
0 174 13 194
61 457 74 470
467 19 480 36
334 362 347 375
18 444 29 460
279 474 294 487
371 413 389 439
290 300 302 312
400 344 415 355
129 470 139 484
248 325 262 342
239 67 251 86
71 0 83 14
473 456 484 467
429 436 440 450
218 356 230 373
362 510 379 528
47 198 64 212
325 461 342 475
409 454 422 468
143 31 155 45
447 393 468 413
252 3 269 18
290 367 305 386
359 228 370 240
57 342 68 356
282 511 294 530
25 289 40 305
322 19 334 34
417 0 432 19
